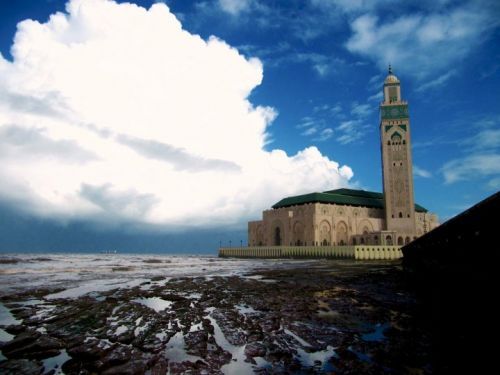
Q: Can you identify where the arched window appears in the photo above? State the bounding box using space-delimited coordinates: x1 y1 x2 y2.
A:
399 212 403 218
322 239 328 246
391 132 402 143
387 141 391 145
398 236 404 245
386 235 393 245
405 236 411 244
360 238 365 244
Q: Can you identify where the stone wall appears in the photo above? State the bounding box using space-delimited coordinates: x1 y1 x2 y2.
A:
219 245 402 260
249 203 386 247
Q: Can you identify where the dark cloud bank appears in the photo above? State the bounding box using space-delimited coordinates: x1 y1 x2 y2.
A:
0 202 245 254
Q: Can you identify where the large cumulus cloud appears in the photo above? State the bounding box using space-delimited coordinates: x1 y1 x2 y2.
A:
0 0 352 229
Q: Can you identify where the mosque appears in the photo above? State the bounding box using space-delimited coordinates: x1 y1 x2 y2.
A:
248 67 439 248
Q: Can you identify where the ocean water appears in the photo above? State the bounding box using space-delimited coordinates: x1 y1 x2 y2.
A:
0 253 314 297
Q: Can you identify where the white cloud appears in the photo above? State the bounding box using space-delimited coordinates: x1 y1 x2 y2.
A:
336 120 370 144
218 0 253 16
442 154 500 184
462 128 500 150
311 0 396 14
415 70 457 92
368 91 382 102
413 165 432 178
350 102 373 118
301 127 318 136
0 0 353 229
313 128 334 142
345 1 499 79
487 177 500 190
288 53 340 78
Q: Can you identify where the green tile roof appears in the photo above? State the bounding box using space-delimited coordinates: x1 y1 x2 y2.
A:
272 188 428 212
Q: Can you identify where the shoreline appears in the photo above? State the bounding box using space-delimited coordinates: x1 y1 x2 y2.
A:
0 259 435 374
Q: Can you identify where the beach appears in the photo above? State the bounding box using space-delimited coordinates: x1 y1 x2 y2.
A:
0 254 432 374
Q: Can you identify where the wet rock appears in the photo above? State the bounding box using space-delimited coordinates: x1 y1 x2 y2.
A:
100 345 132 368
101 352 148 375
2 261 435 374
244 342 266 358
201 318 214 334
4 325 26 335
261 317 280 333
185 330 208 352
150 357 169 374
0 359 44 375
2 334 62 360
246 331 263 343
67 337 113 361
116 330 135 345
1 331 41 354
9 307 35 320
61 359 92 374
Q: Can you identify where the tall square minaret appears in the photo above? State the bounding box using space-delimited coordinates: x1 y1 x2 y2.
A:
380 66 416 238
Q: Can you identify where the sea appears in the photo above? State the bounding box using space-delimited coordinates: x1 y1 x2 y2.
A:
0 253 313 297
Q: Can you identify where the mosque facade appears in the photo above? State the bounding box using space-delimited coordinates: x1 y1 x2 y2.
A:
248 68 439 247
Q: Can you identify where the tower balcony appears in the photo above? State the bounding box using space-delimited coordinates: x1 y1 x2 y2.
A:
380 100 408 106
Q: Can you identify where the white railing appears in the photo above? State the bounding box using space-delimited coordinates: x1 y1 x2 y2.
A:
218 245 402 260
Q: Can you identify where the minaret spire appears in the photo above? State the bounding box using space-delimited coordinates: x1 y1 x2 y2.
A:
380 70 416 243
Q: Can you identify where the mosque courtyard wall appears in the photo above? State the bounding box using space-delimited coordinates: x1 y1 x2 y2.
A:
219 245 403 260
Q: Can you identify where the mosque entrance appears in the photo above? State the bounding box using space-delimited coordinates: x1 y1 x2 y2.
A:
274 227 281 246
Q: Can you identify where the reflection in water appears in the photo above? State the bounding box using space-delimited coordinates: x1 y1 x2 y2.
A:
133 297 173 312
362 322 389 342
0 302 21 326
165 331 205 365
42 349 71 375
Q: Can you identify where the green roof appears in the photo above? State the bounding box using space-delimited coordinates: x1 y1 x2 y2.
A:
272 188 428 212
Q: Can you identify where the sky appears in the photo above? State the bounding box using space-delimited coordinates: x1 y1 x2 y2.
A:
0 0 499 253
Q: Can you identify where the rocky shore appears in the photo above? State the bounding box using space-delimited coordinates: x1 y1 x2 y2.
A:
0 260 433 374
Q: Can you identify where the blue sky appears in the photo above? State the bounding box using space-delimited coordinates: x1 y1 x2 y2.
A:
0 0 499 253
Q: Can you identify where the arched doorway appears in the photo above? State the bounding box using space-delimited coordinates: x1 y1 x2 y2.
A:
319 220 331 246
256 225 264 247
272 220 283 246
274 227 281 246
293 221 305 247
336 221 348 246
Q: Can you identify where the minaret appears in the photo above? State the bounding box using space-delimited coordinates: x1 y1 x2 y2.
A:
380 65 416 240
